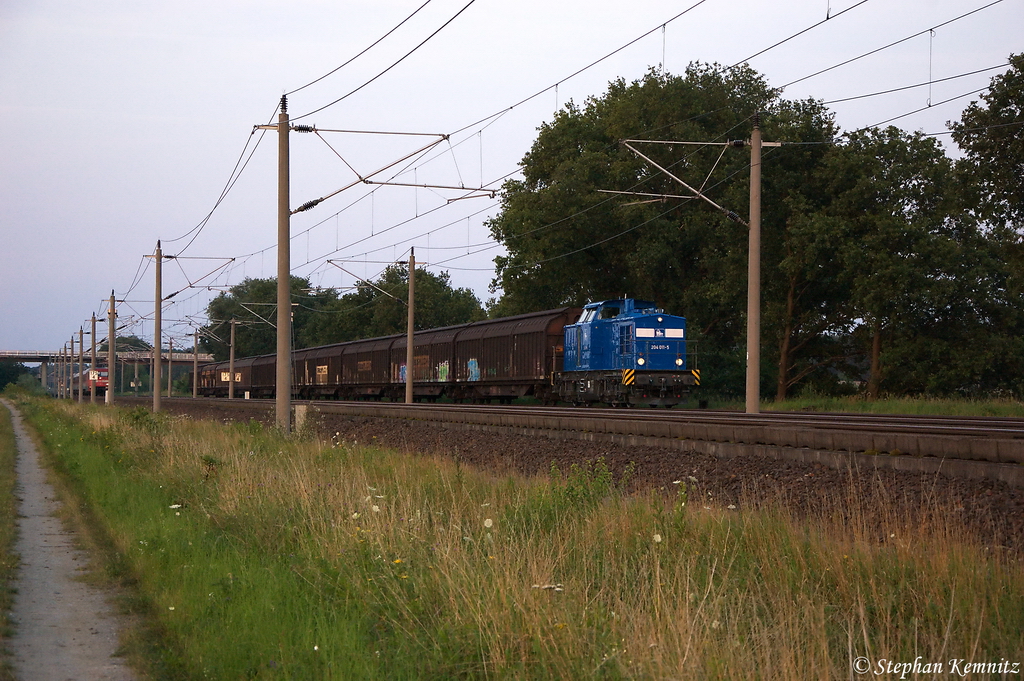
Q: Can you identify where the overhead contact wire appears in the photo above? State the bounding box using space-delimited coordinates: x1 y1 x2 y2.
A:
293 0 480 121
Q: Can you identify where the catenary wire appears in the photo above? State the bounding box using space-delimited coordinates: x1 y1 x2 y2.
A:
286 0 434 96
152 4 1013 328
779 0 1005 90
292 0 479 122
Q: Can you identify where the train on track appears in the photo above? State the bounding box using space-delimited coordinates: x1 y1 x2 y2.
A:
197 298 700 407
69 367 109 397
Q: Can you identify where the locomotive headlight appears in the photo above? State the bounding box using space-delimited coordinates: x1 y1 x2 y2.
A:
637 357 646 366
675 358 683 366
657 316 663 322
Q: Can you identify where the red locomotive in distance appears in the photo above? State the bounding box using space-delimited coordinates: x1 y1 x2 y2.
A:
70 367 109 397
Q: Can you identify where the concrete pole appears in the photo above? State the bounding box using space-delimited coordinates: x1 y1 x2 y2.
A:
78 327 84 402
106 291 115 405
229 319 236 399
154 241 162 413
39 361 47 395
167 338 173 398
193 328 199 399
69 336 75 397
745 115 762 415
134 362 139 395
90 314 97 403
276 96 292 434
405 247 415 404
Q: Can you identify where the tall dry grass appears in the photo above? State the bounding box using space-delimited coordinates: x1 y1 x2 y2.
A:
20 399 1024 679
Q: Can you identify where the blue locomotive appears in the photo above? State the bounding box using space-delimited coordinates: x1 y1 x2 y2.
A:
198 298 698 407
558 298 699 407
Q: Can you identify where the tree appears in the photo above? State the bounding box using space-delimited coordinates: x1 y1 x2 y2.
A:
99 335 152 352
303 266 485 345
488 64 845 397
486 62 1024 399
0 360 29 391
814 126 1024 398
950 54 1024 231
202 270 485 361
201 276 338 361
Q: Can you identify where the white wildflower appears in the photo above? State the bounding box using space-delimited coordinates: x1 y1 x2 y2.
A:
484 518 493 528
653 533 662 543
372 505 380 513
169 504 182 509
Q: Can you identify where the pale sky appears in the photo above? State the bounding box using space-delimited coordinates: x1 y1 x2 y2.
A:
1 0 1020 353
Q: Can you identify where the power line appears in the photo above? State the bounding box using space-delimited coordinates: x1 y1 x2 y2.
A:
292 0 480 121
780 0 1005 90
728 0 871 70
821 63 1009 105
286 1 434 96
448 0 712 137
145 2 1014 331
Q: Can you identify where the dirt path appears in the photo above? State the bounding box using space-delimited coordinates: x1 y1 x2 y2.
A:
2 400 136 681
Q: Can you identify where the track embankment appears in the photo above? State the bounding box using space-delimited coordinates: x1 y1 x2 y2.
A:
130 397 1024 552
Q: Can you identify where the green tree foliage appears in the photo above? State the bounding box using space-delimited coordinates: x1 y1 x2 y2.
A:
488 64 840 396
488 62 1024 399
98 335 153 352
201 276 338 361
202 270 484 361
303 266 485 345
951 53 1024 230
807 127 991 397
0 361 30 390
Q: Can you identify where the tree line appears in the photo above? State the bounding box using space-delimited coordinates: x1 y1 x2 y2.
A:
486 57 1024 399
200 57 1022 400
200 267 485 361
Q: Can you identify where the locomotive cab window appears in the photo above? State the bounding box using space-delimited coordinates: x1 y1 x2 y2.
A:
599 305 620 320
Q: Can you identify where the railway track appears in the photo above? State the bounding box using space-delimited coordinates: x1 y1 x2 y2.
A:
127 397 1024 487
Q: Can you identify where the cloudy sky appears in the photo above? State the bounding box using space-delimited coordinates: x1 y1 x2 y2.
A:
1 0 1020 354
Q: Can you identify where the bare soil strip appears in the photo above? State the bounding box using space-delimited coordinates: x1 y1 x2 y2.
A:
2 401 135 681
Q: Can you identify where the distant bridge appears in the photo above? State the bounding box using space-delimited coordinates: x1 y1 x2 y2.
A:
0 350 214 364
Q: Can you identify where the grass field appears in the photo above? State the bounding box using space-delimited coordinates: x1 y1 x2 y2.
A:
12 396 1024 679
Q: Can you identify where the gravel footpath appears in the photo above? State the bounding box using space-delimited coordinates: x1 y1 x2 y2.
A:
2 400 135 681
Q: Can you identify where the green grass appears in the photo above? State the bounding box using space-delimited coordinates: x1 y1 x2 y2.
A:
12 397 1024 679
0 400 21 680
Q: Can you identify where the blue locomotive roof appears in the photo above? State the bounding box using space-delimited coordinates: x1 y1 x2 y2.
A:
577 299 663 323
